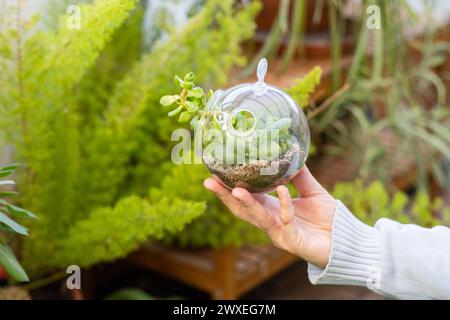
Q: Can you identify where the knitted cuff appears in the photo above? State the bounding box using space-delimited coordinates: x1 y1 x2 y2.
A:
308 201 381 290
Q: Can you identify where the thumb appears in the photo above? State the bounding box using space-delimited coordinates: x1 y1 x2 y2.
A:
292 166 326 197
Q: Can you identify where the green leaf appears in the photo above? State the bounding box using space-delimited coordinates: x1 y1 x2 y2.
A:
160 95 177 107
270 118 292 129
0 199 36 219
0 223 16 233
185 100 198 112
179 111 193 123
174 75 184 87
184 81 194 89
5 204 37 219
189 87 204 99
184 72 195 82
244 118 254 131
0 244 29 282
105 288 155 300
0 212 29 235
168 106 183 117
0 164 20 171
0 191 18 197
0 170 14 178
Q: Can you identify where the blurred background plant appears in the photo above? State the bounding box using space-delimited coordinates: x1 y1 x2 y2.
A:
0 0 263 278
318 0 450 225
332 180 450 226
316 0 450 192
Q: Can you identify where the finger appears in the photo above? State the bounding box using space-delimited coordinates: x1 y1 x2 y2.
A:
204 178 229 198
231 187 257 209
204 178 246 216
292 166 326 197
276 185 294 225
253 193 279 211
231 187 279 230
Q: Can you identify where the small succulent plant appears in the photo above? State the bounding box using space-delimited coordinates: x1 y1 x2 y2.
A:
161 73 301 192
160 72 213 130
160 73 294 162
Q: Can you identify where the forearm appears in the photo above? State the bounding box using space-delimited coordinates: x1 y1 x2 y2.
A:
308 201 450 299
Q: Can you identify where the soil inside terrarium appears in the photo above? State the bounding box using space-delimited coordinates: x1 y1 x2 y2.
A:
204 148 300 193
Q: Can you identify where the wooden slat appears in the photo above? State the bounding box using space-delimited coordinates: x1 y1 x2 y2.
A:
236 250 298 297
127 246 216 293
127 244 298 300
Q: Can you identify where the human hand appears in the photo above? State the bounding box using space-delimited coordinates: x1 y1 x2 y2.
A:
204 166 336 268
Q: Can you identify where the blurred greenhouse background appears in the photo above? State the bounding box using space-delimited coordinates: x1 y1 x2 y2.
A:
0 0 449 300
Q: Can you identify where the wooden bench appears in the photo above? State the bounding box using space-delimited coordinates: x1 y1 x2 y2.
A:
127 244 297 299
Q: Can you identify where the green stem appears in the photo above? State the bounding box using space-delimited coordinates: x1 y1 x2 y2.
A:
382 0 395 74
329 0 342 91
20 270 67 291
241 0 290 78
372 0 384 84
348 0 369 82
279 0 306 72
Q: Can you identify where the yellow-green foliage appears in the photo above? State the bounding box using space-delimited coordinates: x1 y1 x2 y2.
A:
284 66 322 155
150 164 268 247
286 66 322 109
55 196 205 267
1 0 140 273
0 0 262 274
332 180 450 227
0 0 259 271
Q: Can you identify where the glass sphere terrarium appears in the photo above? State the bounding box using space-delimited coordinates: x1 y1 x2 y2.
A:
161 59 311 193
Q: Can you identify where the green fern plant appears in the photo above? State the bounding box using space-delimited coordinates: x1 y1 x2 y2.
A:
0 0 262 275
54 196 204 267
149 163 269 247
286 66 323 109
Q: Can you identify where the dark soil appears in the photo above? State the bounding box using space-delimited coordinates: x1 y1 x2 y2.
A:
204 149 299 193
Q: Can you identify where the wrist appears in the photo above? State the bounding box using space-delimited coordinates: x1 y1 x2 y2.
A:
308 201 381 288
300 197 335 268
298 231 331 269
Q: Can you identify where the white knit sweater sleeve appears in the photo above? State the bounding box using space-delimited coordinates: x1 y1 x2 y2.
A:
308 200 450 299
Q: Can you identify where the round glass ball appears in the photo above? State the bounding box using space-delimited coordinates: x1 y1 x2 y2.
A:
200 60 310 193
